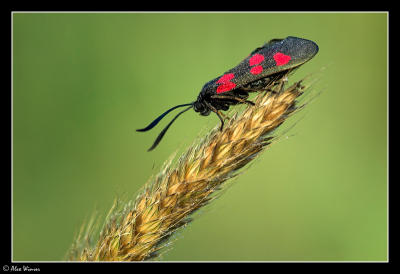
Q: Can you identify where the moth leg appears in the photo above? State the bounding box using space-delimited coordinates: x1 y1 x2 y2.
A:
210 95 255 106
276 76 289 93
203 101 225 131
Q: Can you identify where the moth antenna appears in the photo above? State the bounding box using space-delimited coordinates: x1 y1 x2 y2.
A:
147 105 193 151
137 103 194 132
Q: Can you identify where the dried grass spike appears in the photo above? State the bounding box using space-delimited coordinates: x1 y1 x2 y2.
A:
68 76 315 261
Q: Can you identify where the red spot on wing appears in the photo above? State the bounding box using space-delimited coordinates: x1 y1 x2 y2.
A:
250 65 263 75
217 73 235 83
273 52 291 66
216 73 236 93
249 54 264 66
217 82 236 93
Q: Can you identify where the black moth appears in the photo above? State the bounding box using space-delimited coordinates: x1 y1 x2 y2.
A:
137 36 319 151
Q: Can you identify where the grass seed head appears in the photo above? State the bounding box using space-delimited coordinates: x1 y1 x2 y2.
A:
68 76 311 261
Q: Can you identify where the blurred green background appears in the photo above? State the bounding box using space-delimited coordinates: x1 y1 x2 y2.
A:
12 12 387 261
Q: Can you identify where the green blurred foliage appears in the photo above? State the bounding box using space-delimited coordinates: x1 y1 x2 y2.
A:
12 12 387 261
